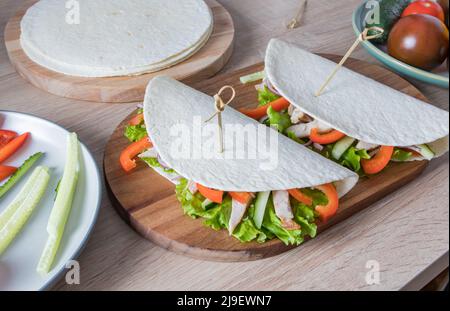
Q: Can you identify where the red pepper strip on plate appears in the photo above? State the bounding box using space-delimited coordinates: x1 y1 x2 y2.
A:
0 165 17 182
129 113 144 126
309 128 346 145
314 183 339 223
120 136 153 173
0 132 30 164
239 97 290 120
197 184 224 204
288 189 313 206
0 130 18 149
361 146 394 175
229 192 254 205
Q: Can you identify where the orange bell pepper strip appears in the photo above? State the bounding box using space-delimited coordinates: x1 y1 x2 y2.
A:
0 132 30 164
309 128 346 145
239 97 290 120
0 130 18 149
288 189 313 206
361 146 394 175
129 113 144 126
197 184 224 204
120 136 153 173
229 192 254 205
314 183 339 223
0 165 17 182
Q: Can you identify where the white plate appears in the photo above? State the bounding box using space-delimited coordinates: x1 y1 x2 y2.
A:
0 111 102 291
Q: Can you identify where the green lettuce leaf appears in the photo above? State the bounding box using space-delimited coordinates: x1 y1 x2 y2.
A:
392 148 412 162
258 86 280 106
341 147 371 173
320 143 335 159
204 197 267 243
294 203 318 238
267 106 292 133
175 179 216 219
141 157 176 174
262 198 304 245
299 188 328 207
286 131 307 144
175 179 321 245
124 125 147 143
176 180 268 243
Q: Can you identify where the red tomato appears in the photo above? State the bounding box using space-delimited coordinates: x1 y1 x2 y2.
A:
402 1 446 22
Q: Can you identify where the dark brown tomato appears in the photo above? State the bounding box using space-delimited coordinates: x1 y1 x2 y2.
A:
388 14 449 70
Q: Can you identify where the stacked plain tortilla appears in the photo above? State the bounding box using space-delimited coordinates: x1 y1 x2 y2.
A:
265 39 449 159
20 0 213 77
143 76 359 197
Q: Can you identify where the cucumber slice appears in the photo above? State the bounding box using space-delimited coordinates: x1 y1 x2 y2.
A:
253 191 271 229
417 144 435 161
0 166 50 255
240 71 265 84
0 152 44 200
332 137 355 160
37 133 80 275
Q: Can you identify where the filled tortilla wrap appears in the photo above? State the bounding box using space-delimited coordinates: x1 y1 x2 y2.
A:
265 39 449 159
143 76 358 197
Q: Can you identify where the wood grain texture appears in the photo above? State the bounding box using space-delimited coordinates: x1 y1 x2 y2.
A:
104 57 429 262
4 0 235 103
0 0 447 291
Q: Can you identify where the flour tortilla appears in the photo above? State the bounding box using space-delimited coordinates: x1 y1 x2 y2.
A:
265 39 449 159
144 76 358 196
21 0 213 77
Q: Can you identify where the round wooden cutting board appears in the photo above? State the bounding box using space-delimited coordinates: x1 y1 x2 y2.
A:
4 0 235 103
104 55 429 262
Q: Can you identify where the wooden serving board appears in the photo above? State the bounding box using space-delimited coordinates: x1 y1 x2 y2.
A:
4 0 235 103
104 55 429 262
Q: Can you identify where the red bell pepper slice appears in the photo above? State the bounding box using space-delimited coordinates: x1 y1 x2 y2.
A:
0 165 17 182
129 113 144 126
239 97 290 120
0 130 18 149
288 189 313 206
120 136 153 173
0 132 30 164
309 128 346 145
314 183 339 223
197 184 224 204
229 192 254 205
361 146 394 175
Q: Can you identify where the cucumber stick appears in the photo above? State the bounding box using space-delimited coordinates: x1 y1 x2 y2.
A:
0 162 44 231
38 133 80 275
417 144 435 161
240 71 265 84
332 137 355 160
0 166 50 255
0 152 44 200
253 191 271 229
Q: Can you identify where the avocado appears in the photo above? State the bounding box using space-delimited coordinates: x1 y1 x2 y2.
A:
364 0 411 43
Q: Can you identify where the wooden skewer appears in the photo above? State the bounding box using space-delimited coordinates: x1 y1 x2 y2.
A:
315 27 384 97
205 86 236 153
287 0 308 29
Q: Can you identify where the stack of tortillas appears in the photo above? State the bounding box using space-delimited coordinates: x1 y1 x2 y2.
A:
20 0 213 77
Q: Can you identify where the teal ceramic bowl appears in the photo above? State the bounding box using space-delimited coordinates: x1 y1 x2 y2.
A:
352 1 449 88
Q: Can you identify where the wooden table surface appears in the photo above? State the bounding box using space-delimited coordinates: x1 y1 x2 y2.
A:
0 0 448 291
